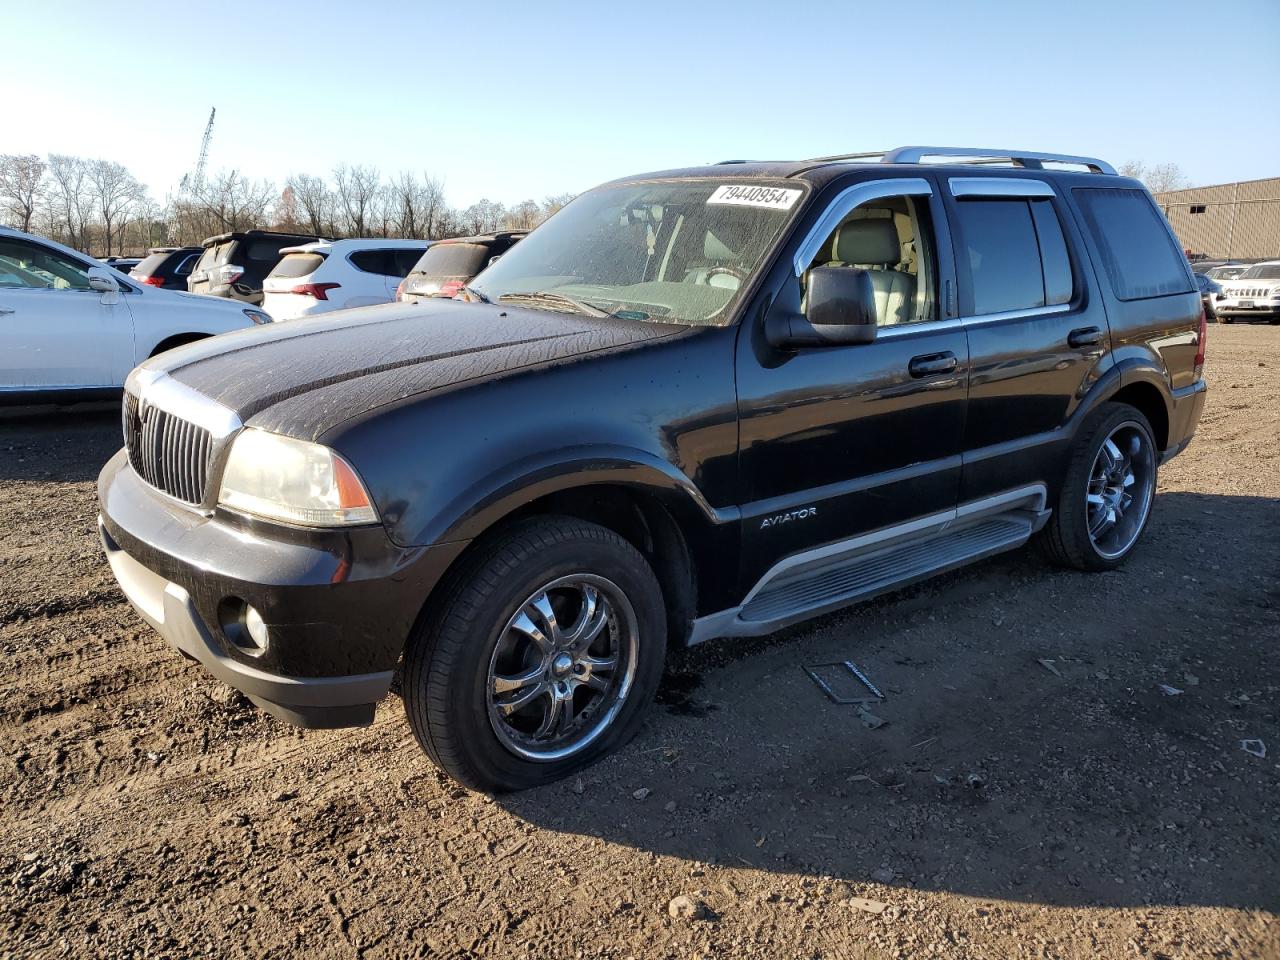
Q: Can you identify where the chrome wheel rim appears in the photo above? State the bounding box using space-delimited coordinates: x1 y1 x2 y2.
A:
486 574 638 762
1086 422 1155 560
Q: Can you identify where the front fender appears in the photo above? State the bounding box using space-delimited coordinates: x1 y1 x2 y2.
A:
406 444 736 547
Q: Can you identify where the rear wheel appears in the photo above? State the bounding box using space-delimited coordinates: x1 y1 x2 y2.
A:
402 516 666 791
1041 403 1158 571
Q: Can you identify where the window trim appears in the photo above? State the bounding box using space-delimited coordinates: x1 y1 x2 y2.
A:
948 177 1055 199
792 177 933 277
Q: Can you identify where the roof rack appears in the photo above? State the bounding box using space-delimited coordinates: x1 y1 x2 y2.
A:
810 146 1116 176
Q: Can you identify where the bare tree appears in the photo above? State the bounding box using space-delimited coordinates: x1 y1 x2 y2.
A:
45 154 94 251
1118 161 1191 194
388 171 427 238
461 198 505 235
0 154 46 232
503 199 542 231
287 174 334 236
274 184 302 232
333 164 381 236
190 169 275 234
88 159 145 256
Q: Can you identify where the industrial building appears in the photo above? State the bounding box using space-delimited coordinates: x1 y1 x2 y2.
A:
1154 177 1280 262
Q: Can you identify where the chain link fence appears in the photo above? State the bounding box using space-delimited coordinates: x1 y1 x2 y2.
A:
1154 178 1280 262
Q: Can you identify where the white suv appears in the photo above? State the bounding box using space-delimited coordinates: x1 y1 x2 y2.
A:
1215 260 1280 324
0 226 271 405
261 239 429 321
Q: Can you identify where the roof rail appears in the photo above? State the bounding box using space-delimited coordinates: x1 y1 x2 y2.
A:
810 146 1116 176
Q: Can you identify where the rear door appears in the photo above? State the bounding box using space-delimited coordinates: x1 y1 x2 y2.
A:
0 237 133 392
941 177 1111 503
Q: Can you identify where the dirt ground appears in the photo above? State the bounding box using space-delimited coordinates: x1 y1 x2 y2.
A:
1 325 1277 960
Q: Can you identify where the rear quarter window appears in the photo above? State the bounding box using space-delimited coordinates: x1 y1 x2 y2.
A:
411 242 490 279
1074 188 1194 300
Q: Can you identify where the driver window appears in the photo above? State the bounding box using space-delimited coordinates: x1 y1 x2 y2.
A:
0 239 93 292
804 195 937 326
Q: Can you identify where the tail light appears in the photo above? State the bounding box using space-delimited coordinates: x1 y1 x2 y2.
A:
439 280 464 298
214 264 245 285
290 282 341 300
136 275 165 287
1193 307 1207 378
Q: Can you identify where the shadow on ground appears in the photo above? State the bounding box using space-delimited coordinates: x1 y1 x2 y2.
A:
500 490 1279 913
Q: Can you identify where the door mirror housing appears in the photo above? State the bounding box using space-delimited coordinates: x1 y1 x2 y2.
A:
87 266 120 294
765 266 879 348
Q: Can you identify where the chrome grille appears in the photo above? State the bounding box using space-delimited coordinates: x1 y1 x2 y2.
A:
1229 287 1274 299
123 391 213 505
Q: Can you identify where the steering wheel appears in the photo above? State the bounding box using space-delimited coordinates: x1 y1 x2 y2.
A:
704 265 747 285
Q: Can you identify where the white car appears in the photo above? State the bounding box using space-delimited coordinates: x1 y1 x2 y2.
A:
1215 260 1280 324
0 226 272 404
261 238 429 320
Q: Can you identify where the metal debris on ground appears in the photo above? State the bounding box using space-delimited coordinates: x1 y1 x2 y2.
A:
1240 739 1267 759
855 705 887 730
1038 658 1063 678
1158 684 1184 696
803 661 885 704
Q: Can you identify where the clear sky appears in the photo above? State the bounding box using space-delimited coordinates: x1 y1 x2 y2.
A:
6 0 1277 209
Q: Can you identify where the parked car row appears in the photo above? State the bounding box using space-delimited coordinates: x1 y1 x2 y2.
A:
1212 260 1280 324
1 227 271 404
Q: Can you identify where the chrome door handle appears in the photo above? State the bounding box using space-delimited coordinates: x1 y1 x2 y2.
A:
1068 326 1103 348
908 352 958 377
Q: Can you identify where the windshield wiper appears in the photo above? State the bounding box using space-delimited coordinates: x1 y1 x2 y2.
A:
460 284 490 303
497 291 612 318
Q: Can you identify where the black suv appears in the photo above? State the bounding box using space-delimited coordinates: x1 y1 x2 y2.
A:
188 230 324 305
398 231 526 302
130 246 202 290
98 147 1207 791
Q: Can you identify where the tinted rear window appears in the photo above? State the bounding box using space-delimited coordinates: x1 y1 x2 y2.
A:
953 199 1045 315
409 242 491 279
132 252 170 276
1074 188 1194 300
269 252 326 279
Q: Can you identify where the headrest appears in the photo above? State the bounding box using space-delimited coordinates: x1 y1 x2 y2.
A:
834 218 900 265
704 231 737 261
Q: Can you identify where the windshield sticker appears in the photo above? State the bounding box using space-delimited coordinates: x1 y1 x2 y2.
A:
707 185 802 210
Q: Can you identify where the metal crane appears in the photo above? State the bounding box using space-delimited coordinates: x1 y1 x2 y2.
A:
179 107 216 196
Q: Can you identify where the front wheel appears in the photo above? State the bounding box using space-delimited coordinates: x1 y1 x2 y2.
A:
402 516 667 792
1040 403 1158 571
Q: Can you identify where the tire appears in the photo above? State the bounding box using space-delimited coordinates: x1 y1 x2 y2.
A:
402 516 666 792
1040 402 1158 572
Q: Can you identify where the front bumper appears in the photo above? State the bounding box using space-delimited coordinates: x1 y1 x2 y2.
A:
1216 301 1280 319
98 449 468 728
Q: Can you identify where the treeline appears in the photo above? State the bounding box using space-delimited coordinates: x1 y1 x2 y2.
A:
0 153 573 257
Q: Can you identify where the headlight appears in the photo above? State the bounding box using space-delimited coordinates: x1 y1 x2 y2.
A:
242 308 272 325
217 429 378 526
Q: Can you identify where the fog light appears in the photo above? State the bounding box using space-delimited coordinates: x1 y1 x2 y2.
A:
218 598 269 657
244 605 269 649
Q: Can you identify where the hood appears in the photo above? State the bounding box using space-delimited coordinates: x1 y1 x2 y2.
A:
144 299 683 439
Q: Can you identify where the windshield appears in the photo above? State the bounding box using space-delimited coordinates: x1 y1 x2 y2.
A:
1239 264 1280 280
1207 266 1245 280
469 180 807 325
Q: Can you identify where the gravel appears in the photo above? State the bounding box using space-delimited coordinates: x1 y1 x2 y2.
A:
1 326 1277 959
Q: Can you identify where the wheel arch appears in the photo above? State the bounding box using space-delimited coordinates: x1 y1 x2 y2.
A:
1077 360 1173 451
148 332 211 358
401 451 736 650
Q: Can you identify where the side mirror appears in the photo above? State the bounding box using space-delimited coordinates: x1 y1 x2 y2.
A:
87 266 120 294
765 266 878 348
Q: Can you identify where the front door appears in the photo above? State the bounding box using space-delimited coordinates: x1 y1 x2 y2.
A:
735 176 967 590
0 237 133 394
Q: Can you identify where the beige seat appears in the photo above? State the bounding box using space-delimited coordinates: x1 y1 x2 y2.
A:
826 219 915 325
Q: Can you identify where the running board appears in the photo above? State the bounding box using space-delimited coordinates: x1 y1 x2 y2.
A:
688 485 1048 644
